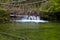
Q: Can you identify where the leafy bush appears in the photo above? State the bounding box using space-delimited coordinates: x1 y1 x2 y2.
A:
0 9 10 23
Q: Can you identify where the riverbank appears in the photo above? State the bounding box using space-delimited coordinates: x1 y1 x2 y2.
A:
0 22 60 40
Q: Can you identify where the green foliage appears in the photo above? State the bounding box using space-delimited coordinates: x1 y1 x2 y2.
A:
39 0 60 12
39 0 60 21
0 9 10 23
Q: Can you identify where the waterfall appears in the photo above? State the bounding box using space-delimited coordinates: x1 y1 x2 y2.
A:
21 15 40 20
14 15 48 23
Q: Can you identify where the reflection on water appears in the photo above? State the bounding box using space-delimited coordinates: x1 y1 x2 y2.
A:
11 23 40 29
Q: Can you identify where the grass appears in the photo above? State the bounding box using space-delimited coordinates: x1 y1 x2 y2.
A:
0 22 60 40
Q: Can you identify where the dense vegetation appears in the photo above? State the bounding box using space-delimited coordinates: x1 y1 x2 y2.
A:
0 8 10 23
39 0 60 21
39 0 60 12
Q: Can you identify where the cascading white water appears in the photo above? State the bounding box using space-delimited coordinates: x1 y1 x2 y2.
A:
28 16 40 20
22 15 40 20
14 15 48 23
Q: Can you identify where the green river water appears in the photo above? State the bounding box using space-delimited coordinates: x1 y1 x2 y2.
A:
0 22 60 40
